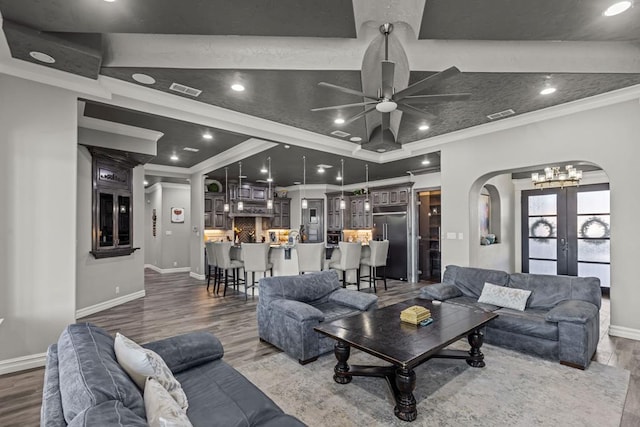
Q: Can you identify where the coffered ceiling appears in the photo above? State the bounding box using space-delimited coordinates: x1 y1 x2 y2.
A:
1 0 639 187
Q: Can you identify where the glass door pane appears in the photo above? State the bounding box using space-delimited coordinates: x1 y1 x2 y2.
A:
576 190 610 287
117 195 131 246
99 192 114 247
527 193 558 274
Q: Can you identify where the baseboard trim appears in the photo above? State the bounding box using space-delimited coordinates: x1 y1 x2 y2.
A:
0 352 46 375
608 325 640 341
144 264 191 274
190 272 206 281
76 290 146 319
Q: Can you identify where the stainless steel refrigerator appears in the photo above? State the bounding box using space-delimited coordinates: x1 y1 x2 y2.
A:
372 206 408 280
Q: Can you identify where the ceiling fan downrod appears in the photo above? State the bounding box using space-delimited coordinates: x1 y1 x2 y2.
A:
379 23 393 61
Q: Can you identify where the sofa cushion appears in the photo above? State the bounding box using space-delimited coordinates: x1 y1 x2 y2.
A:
143 331 224 374
488 308 558 341
176 359 287 427
144 377 192 427
114 333 189 410
443 265 510 298
67 400 148 427
56 323 145 424
420 282 463 301
313 301 361 322
259 270 340 303
443 296 501 312
478 282 531 311
328 288 377 311
546 300 599 324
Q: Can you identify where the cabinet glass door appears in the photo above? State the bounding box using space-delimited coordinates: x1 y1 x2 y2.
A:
99 192 114 247
117 195 131 246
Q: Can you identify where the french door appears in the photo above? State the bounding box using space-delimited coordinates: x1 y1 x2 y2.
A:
521 184 610 288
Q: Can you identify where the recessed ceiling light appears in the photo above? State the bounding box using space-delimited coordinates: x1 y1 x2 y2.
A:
603 1 632 16
170 155 179 161
540 87 557 95
132 73 155 85
231 84 245 92
421 159 430 165
317 167 325 173
260 167 268 174
377 148 387 153
336 175 342 181
284 145 290 149
29 51 55 63
334 118 345 125
350 136 362 142
202 132 213 140
419 125 430 131
183 147 199 152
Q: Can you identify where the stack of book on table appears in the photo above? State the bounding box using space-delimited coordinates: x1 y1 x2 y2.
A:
400 305 431 325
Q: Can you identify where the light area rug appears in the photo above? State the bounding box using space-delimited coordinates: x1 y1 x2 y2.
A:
236 341 629 427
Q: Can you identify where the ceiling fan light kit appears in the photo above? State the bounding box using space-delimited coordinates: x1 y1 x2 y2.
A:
312 22 470 151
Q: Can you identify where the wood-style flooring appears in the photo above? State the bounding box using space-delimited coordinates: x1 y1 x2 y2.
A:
0 270 638 426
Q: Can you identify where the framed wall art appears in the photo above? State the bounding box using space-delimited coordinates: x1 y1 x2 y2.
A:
171 207 185 223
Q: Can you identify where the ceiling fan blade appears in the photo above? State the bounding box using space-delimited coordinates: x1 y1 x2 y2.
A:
317 82 377 100
401 93 471 103
396 103 438 121
381 60 395 99
343 106 377 125
311 101 378 112
394 66 461 101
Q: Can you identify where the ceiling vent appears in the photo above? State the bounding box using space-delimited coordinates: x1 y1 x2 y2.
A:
183 147 199 152
169 82 202 97
331 130 350 138
487 109 515 120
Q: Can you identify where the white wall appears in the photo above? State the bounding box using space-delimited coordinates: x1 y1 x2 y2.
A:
439 99 640 337
145 184 162 266
476 174 515 272
0 75 77 370
76 146 146 310
160 184 191 270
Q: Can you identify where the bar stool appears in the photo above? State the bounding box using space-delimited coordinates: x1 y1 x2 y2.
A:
205 241 218 293
329 242 362 289
296 242 325 274
213 242 244 296
241 243 272 301
360 240 389 292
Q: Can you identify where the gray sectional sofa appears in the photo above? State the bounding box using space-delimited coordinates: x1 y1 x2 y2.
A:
420 265 601 369
257 270 378 364
41 323 305 426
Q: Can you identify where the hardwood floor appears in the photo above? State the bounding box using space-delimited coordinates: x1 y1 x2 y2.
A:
0 270 638 426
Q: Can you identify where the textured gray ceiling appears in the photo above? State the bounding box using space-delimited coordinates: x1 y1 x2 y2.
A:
1 0 639 186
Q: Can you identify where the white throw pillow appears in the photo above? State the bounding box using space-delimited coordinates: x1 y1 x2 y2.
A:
478 282 531 311
114 333 189 410
144 377 193 427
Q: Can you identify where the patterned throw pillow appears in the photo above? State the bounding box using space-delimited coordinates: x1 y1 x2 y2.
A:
114 333 189 410
144 377 193 427
478 282 532 311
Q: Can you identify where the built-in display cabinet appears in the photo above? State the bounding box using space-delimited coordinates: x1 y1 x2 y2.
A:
271 198 290 228
349 195 372 229
327 193 348 231
204 192 228 230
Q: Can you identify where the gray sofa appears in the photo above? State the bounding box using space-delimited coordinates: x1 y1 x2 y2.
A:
420 265 601 369
41 323 305 426
257 270 378 364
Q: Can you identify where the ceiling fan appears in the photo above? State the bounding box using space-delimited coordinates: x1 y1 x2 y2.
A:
312 23 470 145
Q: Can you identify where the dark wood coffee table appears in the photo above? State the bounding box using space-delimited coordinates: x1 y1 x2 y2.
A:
314 297 498 422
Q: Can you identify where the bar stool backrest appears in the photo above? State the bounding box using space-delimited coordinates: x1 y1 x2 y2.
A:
296 242 325 273
241 243 270 272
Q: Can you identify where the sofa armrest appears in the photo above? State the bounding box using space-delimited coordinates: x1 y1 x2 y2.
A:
328 289 378 311
545 300 599 324
143 331 223 374
270 299 325 322
420 282 463 301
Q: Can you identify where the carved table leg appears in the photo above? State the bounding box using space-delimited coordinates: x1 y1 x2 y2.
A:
394 367 417 422
466 328 485 368
333 341 352 384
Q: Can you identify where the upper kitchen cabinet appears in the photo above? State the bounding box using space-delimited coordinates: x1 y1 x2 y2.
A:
204 193 228 230
349 195 372 229
327 193 348 231
372 185 410 207
271 198 290 229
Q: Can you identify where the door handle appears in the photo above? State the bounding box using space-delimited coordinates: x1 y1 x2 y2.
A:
559 238 568 252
